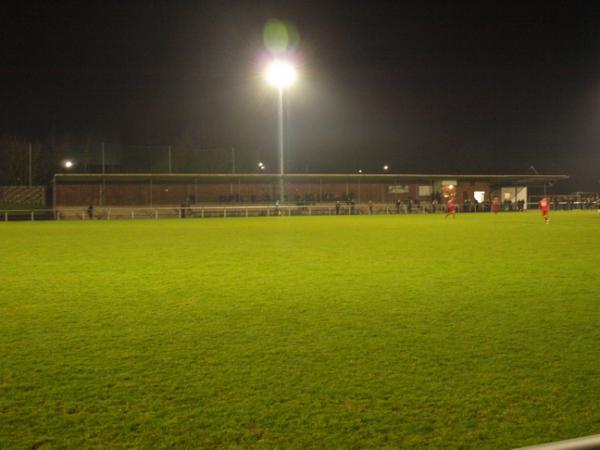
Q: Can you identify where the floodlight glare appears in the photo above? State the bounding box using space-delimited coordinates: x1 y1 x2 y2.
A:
264 61 298 204
260 61 297 204
383 165 389 171
265 61 297 88
64 160 74 169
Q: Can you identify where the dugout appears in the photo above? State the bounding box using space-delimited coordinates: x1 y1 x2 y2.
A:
53 173 569 207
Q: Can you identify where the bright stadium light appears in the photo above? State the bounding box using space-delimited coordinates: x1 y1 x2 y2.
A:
265 61 297 89
383 165 389 171
63 160 74 169
264 60 298 204
258 162 265 171
358 169 363 174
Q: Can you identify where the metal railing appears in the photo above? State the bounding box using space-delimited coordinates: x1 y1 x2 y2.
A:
514 434 600 450
1 202 598 221
0 209 57 221
1 204 420 221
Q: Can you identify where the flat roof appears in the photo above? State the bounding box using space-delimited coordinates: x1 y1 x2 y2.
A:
54 173 569 185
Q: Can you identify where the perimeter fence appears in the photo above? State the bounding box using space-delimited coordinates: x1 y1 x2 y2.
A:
1 201 598 221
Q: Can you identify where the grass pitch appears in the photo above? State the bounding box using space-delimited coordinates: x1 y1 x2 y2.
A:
1 212 599 449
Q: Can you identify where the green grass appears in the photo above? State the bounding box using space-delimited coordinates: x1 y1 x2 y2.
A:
1 212 599 449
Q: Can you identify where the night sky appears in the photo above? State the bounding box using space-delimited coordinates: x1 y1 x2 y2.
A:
2 1 600 189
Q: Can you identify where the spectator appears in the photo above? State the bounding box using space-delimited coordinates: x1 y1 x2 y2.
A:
492 197 501 215
368 200 374 215
87 205 94 220
180 200 189 218
335 201 341 215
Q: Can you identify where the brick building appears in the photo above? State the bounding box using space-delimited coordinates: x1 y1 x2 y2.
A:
53 173 568 207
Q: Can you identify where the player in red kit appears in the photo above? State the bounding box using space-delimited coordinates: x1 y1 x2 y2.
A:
539 197 550 223
445 197 456 219
492 196 501 214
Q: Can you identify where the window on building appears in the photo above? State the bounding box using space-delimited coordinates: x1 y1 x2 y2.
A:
418 185 432 197
474 191 485 203
388 185 409 194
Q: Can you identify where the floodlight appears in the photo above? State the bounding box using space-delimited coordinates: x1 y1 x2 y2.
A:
63 160 74 169
383 165 389 171
264 61 298 204
265 61 297 88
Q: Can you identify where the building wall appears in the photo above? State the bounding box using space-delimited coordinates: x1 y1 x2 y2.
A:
456 181 493 203
0 186 47 206
105 183 151 205
55 179 492 206
56 183 101 206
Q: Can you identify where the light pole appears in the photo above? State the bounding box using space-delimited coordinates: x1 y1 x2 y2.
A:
28 142 32 186
265 61 297 204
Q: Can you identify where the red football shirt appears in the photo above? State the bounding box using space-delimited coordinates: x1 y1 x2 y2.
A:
539 199 549 210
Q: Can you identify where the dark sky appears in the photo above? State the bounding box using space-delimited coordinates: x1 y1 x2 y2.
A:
2 1 600 189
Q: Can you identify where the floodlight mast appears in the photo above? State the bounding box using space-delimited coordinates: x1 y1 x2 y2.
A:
265 61 297 205
277 86 284 204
